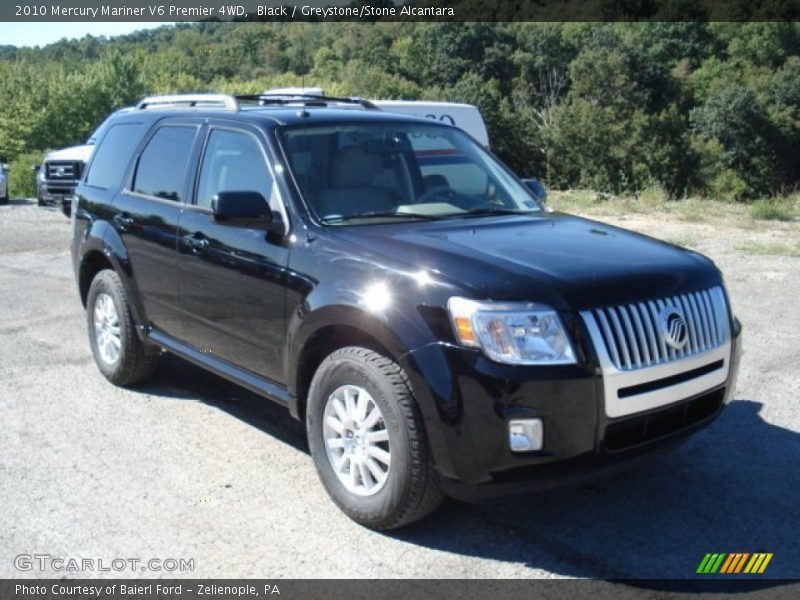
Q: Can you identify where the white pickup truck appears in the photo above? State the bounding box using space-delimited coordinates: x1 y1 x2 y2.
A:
36 144 93 211
35 108 131 215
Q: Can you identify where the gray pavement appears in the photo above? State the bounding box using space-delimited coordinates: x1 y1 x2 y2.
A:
1 199 798 583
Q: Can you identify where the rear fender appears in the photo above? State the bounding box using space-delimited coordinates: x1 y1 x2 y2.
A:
78 221 148 338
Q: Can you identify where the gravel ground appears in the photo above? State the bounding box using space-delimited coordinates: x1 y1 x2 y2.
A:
1 198 798 583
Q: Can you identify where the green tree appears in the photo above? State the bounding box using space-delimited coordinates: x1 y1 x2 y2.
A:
690 85 780 197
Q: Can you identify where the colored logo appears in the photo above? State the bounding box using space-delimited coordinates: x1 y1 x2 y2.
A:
660 306 688 350
697 553 773 574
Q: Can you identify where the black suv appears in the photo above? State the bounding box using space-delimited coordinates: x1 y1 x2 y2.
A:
72 94 742 530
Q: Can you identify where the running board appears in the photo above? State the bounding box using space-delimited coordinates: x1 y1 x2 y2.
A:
148 330 293 409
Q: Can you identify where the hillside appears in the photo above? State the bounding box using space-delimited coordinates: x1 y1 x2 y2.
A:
2 22 800 199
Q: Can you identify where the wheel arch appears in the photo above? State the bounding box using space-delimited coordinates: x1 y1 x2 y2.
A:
291 320 399 423
78 250 114 307
76 222 146 332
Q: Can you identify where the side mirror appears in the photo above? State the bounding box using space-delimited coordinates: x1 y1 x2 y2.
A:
522 178 552 213
212 191 278 231
522 178 548 203
31 164 41 173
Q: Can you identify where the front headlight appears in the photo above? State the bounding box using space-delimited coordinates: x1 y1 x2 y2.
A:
447 297 576 365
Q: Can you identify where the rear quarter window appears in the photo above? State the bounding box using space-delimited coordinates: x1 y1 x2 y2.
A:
85 122 146 190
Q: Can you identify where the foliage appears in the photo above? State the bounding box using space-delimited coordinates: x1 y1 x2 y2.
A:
748 197 796 221
1 22 800 201
8 150 44 198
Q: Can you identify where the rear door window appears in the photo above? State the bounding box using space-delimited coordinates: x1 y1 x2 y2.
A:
133 126 198 202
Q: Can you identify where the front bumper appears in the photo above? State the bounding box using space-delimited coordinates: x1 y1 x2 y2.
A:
39 182 76 216
402 315 742 498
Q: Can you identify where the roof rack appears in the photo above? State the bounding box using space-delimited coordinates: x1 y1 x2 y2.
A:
236 93 379 110
136 94 239 111
134 92 379 112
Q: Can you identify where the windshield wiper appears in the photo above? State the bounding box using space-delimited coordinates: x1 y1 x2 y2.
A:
320 211 441 224
450 206 538 218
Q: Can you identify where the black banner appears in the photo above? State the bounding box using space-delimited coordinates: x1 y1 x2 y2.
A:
3 580 800 600
2 0 800 23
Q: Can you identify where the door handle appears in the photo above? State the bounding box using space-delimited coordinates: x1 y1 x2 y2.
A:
113 213 134 230
183 233 209 252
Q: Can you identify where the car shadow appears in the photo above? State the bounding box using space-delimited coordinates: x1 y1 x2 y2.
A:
135 352 307 453
390 398 799 589
131 357 797 588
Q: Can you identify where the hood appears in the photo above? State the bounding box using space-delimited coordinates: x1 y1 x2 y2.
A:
44 144 94 162
330 213 721 311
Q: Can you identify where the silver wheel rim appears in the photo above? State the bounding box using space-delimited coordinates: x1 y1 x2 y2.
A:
322 385 391 497
93 292 121 366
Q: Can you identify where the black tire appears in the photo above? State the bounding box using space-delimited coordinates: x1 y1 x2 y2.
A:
86 269 159 386
37 197 45 207
307 346 444 530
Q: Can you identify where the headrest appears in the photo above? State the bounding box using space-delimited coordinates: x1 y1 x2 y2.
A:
332 146 381 187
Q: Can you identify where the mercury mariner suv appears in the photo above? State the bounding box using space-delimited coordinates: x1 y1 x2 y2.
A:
71 93 742 530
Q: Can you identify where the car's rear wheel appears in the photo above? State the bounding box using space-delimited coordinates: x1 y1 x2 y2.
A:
307 346 444 530
86 269 159 386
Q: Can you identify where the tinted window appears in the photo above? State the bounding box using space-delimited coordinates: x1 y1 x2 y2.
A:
85 122 146 189
196 130 274 209
134 126 197 202
410 133 490 196
281 124 540 223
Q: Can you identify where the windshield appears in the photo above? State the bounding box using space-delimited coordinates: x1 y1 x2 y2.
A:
280 122 542 224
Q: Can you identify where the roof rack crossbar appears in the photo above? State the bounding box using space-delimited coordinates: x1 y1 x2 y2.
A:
235 93 378 110
136 94 238 111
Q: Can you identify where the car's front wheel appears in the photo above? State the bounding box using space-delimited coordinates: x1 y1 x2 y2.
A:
307 346 444 530
86 269 159 386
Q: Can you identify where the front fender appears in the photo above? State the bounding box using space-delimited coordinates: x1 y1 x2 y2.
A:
285 301 429 395
285 300 461 478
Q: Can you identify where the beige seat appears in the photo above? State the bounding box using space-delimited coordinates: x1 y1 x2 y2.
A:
317 146 394 218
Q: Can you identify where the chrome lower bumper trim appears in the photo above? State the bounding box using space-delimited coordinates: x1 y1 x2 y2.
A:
582 310 732 418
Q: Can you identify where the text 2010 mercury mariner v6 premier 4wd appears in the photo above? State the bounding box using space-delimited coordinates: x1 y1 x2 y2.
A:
71 93 742 529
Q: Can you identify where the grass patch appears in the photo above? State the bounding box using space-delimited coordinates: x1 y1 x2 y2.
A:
548 189 665 216
737 242 800 257
749 198 796 221
547 190 597 212
548 190 800 231
667 201 712 223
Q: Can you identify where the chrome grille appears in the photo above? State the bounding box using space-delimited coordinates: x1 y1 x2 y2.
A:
586 286 729 371
46 161 79 180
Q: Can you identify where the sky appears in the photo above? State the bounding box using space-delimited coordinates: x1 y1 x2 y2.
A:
0 22 173 48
